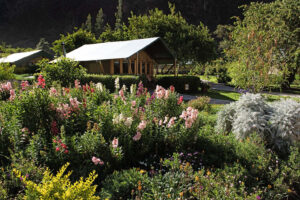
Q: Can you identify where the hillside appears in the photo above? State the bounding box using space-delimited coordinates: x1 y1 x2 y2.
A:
0 0 274 47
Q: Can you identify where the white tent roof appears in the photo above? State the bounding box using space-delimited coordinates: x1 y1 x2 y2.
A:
0 50 42 63
64 37 164 62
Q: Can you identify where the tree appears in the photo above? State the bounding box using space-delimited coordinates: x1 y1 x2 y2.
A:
226 0 300 92
100 3 216 64
36 38 52 54
115 0 123 30
95 8 105 37
52 28 98 55
83 14 93 33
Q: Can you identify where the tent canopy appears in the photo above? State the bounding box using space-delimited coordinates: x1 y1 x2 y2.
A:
64 37 175 64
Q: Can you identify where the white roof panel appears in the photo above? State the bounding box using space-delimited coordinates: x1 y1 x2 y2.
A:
65 37 160 62
0 50 41 63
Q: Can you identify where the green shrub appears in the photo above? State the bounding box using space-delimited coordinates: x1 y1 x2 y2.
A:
38 58 87 87
0 63 15 81
81 74 139 92
187 96 211 111
155 75 202 93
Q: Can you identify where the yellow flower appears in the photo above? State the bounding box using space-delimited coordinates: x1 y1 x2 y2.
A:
138 185 142 191
288 189 292 193
267 184 272 189
140 170 146 174
167 194 171 198
195 176 199 182
179 192 183 197
207 171 211 176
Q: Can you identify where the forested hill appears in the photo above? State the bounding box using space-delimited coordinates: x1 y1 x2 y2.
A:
0 0 273 48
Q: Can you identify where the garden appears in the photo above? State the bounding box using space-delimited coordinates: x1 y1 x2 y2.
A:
0 59 299 199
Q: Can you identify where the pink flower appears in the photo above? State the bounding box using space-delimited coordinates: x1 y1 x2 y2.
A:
9 89 15 101
155 85 166 99
164 90 170 99
69 97 80 111
137 120 147 131
133 132 142 141
21 81 29 90
131 100 136 107
163 116 169 124
49 87 58 96
170 85 175 92
22 127 29 133
74 80 81 89
56 147 60 152
112 137 118 148
177 96 183 105
51 121 59 135
37 75 46 88
256 196 261 200
180 107 199 128
92 156 104 165
1 82 12 91
167 117 176 128
64 150 69 154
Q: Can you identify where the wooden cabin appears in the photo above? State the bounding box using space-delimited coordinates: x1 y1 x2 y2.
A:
62 37 175 76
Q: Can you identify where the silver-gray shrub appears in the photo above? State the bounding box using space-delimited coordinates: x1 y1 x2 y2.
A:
215 93 300 152
269 99 300 148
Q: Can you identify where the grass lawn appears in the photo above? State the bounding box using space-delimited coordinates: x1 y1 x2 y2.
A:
195 89 241 101
14 74 34 81
199 75 218 83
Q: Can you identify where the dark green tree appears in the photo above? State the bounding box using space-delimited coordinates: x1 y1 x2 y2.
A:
115 0 123 30
36 38 52 54
52 28 98 55
83 14 93 33
100 3 216 64
95 8 105 37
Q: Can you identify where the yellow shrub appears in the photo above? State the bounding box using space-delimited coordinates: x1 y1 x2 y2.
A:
14 163 100 200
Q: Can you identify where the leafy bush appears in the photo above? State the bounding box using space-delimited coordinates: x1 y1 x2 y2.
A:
155 75 202 93
215 93 300 154
0 63 15 81
38 57 87 87
187 96 211 111
16 162 100 200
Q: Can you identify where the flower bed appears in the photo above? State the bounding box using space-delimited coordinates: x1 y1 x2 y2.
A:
0 76 299 199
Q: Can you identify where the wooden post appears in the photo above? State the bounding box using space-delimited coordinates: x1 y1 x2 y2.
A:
99 61 105 74
134 60 137 75
128 59 132 74
140 61 143 75
110 59 114 75
174 59 177 76
120 59 123 74
145 62 148 75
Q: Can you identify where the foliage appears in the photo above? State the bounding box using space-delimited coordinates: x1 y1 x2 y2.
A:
16 162 100 200
155 75 202 93
94 8 105 37
187 96 211 112
38 57 87 87
100 3 216 64
0 43 33 58
36 38 52 54
0 63 15 81
52 28 98 55
215 93 300 155
226 0 300 91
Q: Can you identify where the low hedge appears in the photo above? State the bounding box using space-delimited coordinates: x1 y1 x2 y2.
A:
155 75 202 93
81 74 140 91
81 74 202 93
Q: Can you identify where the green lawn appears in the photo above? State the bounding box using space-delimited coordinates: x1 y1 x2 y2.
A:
199 75 218 83
196 89 241 101
14 74 34 81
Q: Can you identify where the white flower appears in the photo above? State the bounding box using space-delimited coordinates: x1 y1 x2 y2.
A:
124 117 133 127
95 83 104 92
115 77 120 90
